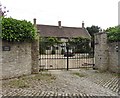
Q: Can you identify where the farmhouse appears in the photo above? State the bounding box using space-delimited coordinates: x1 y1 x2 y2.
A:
34 19 91 54
35 19 91 39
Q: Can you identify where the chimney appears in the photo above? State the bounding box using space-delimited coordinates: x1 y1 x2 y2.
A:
82 21 84 28
33 18 36 26
58 21 62 28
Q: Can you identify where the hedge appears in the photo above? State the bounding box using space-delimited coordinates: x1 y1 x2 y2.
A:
1 17 38 42
106 26 120 42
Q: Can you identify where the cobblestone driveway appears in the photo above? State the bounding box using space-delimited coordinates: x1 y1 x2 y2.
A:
2 68 119 97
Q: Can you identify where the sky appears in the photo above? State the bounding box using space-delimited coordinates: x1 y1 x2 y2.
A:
0 0 120 29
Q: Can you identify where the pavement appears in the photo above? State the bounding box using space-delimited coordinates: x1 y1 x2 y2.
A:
1 68 120 97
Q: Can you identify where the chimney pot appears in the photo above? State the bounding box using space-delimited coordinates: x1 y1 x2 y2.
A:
58 21 62 28
82 21 84 28
33 18 36 25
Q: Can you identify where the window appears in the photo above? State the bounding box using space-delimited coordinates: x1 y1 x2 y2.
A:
55 47 59 50
46 46 51 50
61 45 65 48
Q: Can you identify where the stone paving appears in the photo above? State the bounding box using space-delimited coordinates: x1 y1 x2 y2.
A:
78 69 120 94
1 68 120 97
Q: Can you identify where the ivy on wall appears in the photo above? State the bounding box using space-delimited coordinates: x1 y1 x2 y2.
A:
1 17 38 42
68 37 91 53
106 26 120 42
39 36 91 54
39 37 62 54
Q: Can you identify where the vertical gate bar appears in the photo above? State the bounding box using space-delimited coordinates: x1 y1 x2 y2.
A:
67 43 69 70
85 52 88 68
84 52 85 68
86 53 87 68
76 43 78 68
46 45 47 70
39 43 41 71
56 44 58 69
50 46 53 69
86 52 89 68
92 39 95 69
46 42 48 70
64 43 66 69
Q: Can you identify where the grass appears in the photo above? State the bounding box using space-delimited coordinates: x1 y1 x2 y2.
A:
94 70 120 78
3 72 56 88
111 72 120 77
8 79 29 88
33 72 56 81
79 67 91 70
72 72 86 77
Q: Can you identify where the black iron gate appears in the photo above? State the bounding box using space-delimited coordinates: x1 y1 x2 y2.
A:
39 40 94 70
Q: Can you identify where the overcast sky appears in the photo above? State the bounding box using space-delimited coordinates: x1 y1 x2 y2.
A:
0 0 119 29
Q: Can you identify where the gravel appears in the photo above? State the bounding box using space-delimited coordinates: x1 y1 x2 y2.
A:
2 68 119 96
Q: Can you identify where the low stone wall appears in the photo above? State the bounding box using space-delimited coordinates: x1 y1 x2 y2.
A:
1 41 32 79
94 32 120 73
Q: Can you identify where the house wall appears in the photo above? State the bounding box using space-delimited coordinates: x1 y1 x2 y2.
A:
94 32 120 73
60 38 68 42
1 41 32 79
45 46 63 55
46 50 52 54
44 38 68 55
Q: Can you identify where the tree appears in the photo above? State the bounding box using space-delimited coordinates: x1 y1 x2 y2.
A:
86 25 101 52
86 25 101 36
106 25 120 42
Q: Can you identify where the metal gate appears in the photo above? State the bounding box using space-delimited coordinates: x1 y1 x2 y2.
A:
39 40 94 70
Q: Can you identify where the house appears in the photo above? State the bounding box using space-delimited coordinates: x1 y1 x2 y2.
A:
34 19 91 54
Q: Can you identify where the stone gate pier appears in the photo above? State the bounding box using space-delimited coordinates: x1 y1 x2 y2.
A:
94 32 120 73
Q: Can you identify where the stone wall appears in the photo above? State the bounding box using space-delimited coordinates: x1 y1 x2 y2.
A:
31 39 39 74
108 42 120 73
94 32 109 71
94 32 120 73
1 41 32 79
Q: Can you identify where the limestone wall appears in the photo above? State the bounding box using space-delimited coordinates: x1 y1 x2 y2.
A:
94 32 109 71
108 42 120 73
31 39 39 74
94 32 120 73
1 41 32 79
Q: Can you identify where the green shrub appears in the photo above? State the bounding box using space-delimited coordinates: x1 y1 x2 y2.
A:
51 48 55 54
68 37 91 53
39 47 46 54
1 17 37 42
106 26 120 42
61 49 65 54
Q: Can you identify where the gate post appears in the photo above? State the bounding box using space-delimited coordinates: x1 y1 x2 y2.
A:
31 18 39 74
31 39 39 74
94 32 109 71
